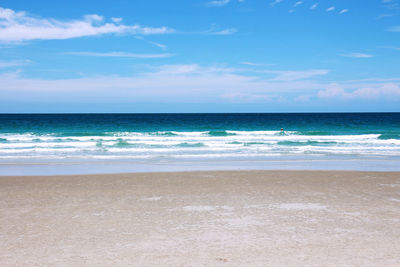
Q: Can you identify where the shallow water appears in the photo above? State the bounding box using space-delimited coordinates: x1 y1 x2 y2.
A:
1 113 399 174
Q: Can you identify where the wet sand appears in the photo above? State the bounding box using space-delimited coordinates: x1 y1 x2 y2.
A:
1 170 400 266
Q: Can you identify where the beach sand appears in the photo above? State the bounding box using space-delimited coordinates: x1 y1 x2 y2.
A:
1 170 400 266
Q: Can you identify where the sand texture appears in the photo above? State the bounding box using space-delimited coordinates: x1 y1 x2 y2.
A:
1 170 400 266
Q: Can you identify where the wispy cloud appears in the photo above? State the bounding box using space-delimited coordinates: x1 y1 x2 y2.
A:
382 0 400 10
387 26 400 32
206 0 231 7
339 53 374 58
0 65 328 105
135 36 167 50
294 1 303 7
64 51 174 58
1 65 399 106
241 62 275 66
376 14 395 19
339 9 349 14
263 69 329 81
326 6 335 12
0 59 31 68
148 41 167 50
210 28 237 35
318 83 400 100
180 26 237 36
0 7 174 43
383 46 400 51
310 3 319 9
270 0 283 7
111 17 123 23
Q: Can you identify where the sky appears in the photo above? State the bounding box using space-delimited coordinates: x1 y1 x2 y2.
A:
0 0 400 113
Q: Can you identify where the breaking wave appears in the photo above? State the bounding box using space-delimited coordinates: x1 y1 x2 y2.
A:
1 130 399 160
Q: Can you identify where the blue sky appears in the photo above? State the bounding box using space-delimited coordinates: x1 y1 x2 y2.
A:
0 0 399 112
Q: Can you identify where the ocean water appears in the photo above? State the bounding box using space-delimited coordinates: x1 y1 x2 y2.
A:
0 113 399 175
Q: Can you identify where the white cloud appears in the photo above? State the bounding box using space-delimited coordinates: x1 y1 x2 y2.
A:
156 64 202 74
339 53 374 58
387 26 400 32
317 84 345 98
1 65 399 105
382 0 400 10
64 51 174 58
344 77 400 83
0 7 174 43
83 14 103 22
206 0 231 7
270 0 283 7
241 62 275 66
294 1 303 7
318 83 400 100
376 14 395 19
148 41 167 50
310 3 318 9
326 6 335 12
339 9 349 14
111 17 123 23
0 66 259 104
295 94 312 102
263 69 329 81
0 65 328 105
0 59 31 67
155 64 237 75
210 28 237 35
180 25 237 36
134 36 167 50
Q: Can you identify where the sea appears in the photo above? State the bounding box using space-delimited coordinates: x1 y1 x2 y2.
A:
0 113 399 175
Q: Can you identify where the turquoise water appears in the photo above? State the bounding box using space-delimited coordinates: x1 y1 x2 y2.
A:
0 113 399 174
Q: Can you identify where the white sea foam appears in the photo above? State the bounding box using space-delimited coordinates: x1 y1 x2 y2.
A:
1 131 400 160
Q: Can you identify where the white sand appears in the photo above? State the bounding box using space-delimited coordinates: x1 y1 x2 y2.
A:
1 170 400 266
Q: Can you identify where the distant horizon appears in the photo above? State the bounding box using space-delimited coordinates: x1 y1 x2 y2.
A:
1 111 400 114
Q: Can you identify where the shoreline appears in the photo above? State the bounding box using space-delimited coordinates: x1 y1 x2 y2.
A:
2 156 400 176
1 169 400 177
1 170 400 265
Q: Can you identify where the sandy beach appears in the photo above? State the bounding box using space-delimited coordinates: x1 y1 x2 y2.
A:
1 170 400 266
